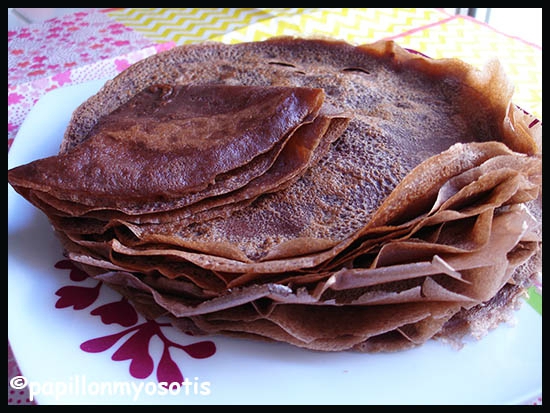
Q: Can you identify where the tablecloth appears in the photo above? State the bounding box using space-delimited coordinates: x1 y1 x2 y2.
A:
8 8 542 405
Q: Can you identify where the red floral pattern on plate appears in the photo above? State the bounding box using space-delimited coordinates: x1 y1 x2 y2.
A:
53 260 216 382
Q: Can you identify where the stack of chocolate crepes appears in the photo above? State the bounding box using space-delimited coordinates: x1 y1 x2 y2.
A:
8 38 542 352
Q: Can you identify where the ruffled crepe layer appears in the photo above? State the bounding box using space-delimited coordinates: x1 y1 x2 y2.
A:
56 141 541 351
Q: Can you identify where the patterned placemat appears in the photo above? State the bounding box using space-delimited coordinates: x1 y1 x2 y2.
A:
388 15 542 119
8 9 175 148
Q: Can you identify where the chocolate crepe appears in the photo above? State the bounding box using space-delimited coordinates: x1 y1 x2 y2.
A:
8 84 327 210
8 37 542 352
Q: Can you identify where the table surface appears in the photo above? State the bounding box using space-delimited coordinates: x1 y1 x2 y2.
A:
8 8 542 405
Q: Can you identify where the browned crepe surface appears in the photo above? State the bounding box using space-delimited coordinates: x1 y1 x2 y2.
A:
8 84 325 209
7 37 542 353
57 37 540 262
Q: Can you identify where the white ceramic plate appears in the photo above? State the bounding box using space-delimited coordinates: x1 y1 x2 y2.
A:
8 80 542 405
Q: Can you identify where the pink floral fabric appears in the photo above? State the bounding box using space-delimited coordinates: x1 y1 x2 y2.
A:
8 10 150 88
7 9 175 148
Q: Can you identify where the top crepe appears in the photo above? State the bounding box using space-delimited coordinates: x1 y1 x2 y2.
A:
7 84 328 209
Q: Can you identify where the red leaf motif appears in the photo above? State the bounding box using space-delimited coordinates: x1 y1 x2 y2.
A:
180 340 217 359
91 297 138 327
54 259 89 281
157 346 184 385
55 282 101 310
111 323 156 379
80 329 132 353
